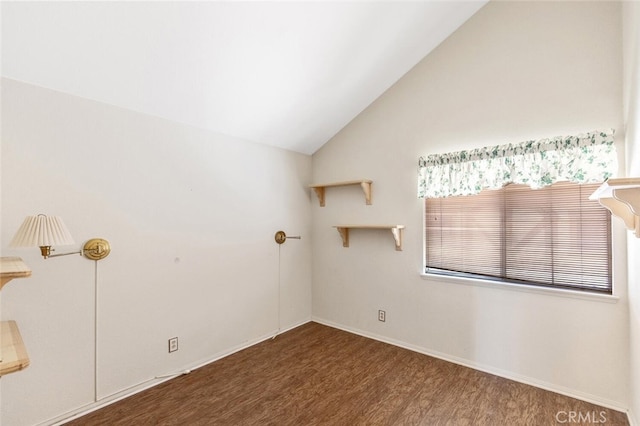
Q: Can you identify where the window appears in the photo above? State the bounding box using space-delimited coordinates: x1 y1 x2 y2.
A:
424 182 612 294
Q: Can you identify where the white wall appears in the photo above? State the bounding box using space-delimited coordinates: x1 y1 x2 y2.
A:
1 1 634 424
0 78 312 425
623 2 640 424
312 1 629 410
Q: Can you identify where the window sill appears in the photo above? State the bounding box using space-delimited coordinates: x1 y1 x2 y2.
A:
420 272 620 303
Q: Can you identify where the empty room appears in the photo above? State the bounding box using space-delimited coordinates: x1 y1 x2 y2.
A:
1 1 639 425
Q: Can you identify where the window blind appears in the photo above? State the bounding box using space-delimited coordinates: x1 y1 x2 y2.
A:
425 182 611 293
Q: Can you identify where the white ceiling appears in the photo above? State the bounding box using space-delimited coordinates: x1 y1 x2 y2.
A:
1 1 486 155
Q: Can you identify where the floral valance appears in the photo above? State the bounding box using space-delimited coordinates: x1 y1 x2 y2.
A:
417 129 617 198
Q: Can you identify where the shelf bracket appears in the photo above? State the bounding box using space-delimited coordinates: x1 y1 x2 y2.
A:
591 178 640 238
599 198 635 230
312 187 326 207
360 181 372 205
390 227 403 251
613 187 640 237
336 227 349 247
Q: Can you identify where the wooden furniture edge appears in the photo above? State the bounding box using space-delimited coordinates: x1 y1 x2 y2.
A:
0 257 32 376
0 320 30 376
0 257 32 290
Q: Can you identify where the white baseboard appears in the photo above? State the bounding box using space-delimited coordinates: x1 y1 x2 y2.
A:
311 316 629 415
42 318 312 426
628 409 638 426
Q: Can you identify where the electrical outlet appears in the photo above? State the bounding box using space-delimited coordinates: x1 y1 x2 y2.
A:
378 310 386 322
168 337 178 353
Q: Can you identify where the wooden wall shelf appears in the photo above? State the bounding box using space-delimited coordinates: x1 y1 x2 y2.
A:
0 256 32 290
310 180 372 207
590 178 640 237
334 225 405 251
0 257 32 376
1 321 30 376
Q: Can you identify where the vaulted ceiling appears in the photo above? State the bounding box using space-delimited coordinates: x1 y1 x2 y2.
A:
1 1 486 154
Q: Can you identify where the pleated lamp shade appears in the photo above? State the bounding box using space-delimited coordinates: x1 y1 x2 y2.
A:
10 215 75 248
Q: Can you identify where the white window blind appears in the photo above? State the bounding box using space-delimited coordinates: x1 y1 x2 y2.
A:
425 182 612 293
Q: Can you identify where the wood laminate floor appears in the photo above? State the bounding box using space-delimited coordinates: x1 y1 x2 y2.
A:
66 322 628 425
